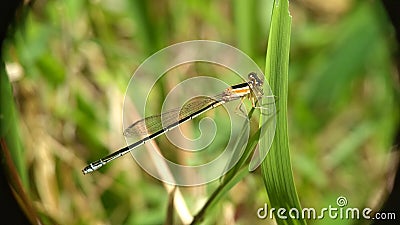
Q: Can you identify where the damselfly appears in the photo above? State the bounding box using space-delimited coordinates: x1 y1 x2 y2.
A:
82 72 266 174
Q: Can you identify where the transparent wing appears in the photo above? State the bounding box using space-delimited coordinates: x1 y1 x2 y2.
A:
123 95 224 138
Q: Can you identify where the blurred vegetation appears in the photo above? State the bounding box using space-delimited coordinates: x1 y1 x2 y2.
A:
1 0 399 224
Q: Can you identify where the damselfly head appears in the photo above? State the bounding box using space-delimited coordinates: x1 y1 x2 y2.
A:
248 72 263 87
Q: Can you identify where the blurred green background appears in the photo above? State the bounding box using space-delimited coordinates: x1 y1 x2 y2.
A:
2 0 399 224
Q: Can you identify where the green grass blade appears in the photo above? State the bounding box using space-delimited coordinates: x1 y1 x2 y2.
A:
190 167 249 225
1 63 27 186
233 0 255 58
221 108 254 183
260 0 306 225
191 108 275 224
1 62 41 224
